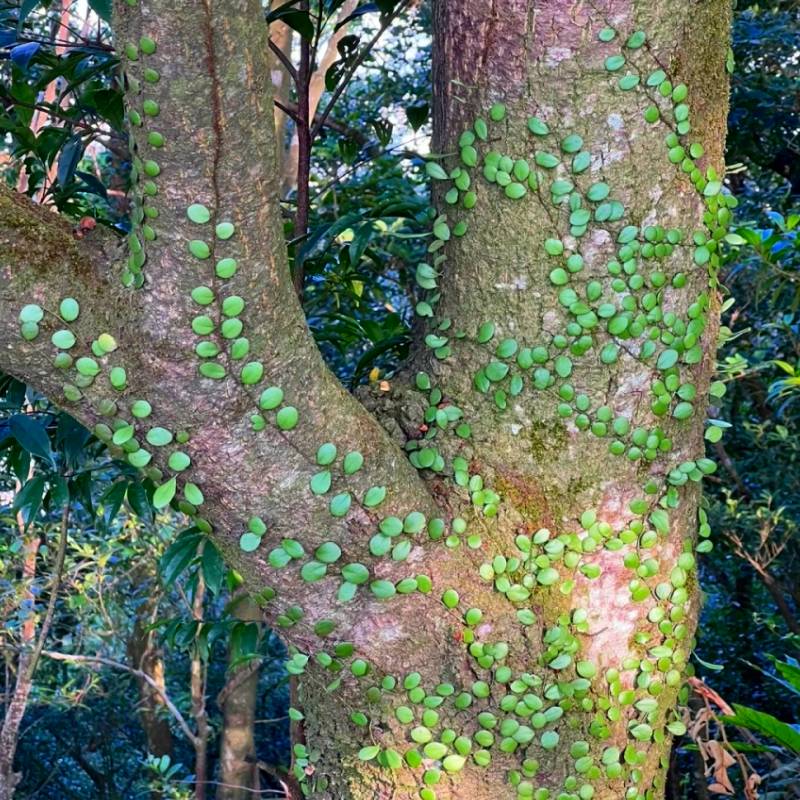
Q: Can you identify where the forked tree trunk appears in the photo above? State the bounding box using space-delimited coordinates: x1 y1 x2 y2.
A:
0 0 731 798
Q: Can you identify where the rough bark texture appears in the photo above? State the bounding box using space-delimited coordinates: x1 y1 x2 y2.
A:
0 0 731 798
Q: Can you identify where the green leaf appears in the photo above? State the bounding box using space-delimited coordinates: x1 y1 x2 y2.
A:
425 161 448 180
201 541 225 594
723 704 800 754
330 492 352 517
160 530 203 586
773 658 800 695
315 541 342 563
363 486 386 507
341 563 369 584
358 745 380 761
310 470 332 495
300 561 327 582
693 652 724 671
9 414 53 465
153 477 177 509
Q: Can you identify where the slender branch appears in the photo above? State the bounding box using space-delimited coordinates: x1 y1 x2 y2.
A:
39 650 200 747
275 98 373 144
273 99 300 123
256 763 301 800
310 1 412 141
293 0 313 298
189 779 288 796
24 504 70 682
215 656 263 707
189 563 209 800
269 38 299 82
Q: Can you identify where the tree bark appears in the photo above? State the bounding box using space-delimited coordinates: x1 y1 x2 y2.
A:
190 573 210 800
0 0 732 798
0 469 38 800
216 654 262 799
126 563 174 761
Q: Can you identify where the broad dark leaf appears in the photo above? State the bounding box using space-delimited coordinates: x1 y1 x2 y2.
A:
10 41 40 71
297 211 362 265
159 529 202 586
201 540 225 595
406 101 428 131
12 475 45 528
100 480 128 529
18 0 42 24
87 0 112 22
47 475 69 508
75 170 108 198
723 704 800 754
269 7 314 39
125 480 153 523
56 412 89 469
335 4 378 31
9 413 53 465
56 135 84 187
231 621 260 659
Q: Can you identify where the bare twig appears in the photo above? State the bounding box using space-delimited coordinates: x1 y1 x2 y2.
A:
39 650 200 747
268 38 298 82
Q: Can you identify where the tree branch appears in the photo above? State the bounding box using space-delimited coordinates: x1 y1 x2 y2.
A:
310 2 410 141
0 0 442 674
25 504 71 683
269 37 298 83
39 650 200 747
0 183 129 418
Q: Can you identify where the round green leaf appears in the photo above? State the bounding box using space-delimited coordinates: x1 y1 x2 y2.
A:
239 532 262 552
329 493 351 517
276 406 298 430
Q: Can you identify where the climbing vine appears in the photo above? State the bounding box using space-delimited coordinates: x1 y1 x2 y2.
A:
8 5 733 800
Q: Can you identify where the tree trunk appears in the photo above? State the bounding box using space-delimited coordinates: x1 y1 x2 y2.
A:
0 0 732 798
0 468 38 800
215 656 261 800
126 563 174 761
190 574 210 800
300 0 731 795
270 18 294 178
